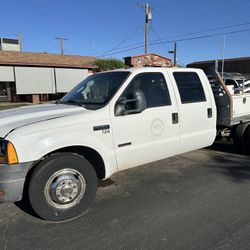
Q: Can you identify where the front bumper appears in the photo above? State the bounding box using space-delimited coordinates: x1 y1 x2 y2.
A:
0 162 34 203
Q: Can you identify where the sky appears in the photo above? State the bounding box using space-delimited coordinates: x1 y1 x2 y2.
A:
1 0 250 65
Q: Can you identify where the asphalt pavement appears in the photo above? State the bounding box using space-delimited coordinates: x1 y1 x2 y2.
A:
0 142 250 250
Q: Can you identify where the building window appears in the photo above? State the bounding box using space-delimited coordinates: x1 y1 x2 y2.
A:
0 83 7 96
2 38 19 44
0 83 8 102
173 72 206 104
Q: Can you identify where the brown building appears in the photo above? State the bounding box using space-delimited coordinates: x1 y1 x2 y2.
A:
0 51 96 103
188 57 250 79
124 53 172 68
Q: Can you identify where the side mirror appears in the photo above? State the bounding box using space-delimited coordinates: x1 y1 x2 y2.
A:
115 90 146 116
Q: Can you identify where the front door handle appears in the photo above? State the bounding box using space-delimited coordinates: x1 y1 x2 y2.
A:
172 113 179 124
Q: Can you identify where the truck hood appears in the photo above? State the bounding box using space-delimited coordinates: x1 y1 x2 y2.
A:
0 103 85 137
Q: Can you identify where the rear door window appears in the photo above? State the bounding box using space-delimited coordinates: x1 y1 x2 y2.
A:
173 72 206 104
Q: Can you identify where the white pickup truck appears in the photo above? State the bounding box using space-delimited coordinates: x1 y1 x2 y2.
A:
0 66 248 221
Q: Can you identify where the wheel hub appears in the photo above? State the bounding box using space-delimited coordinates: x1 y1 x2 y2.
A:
44 169 86 209
55 179 79 203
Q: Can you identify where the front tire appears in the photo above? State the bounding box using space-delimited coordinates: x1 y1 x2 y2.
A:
27 153 97 221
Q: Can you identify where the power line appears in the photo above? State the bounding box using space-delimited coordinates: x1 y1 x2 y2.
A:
101 28 250 57
95 26 143 57
150 24 170 52
156 1 250 28
130 21 250 49
162 28 250 44
156 21 250 41
93 21 250 57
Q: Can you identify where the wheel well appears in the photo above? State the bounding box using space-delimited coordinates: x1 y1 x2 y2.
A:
47 146 106 179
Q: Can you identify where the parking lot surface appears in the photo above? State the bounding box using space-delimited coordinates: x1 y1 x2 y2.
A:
0 142 250 250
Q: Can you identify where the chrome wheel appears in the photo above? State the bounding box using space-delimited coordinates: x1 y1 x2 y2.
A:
44 168 86 209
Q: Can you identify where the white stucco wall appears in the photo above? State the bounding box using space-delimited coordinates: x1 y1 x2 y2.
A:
0 66 15 81
55 68 90 93
0 66 91 95
15 67 56 94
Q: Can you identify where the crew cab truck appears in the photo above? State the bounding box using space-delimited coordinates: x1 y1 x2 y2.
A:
0 67 219 221
188 60 250 154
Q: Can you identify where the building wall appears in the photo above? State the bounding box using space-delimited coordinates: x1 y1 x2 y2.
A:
0 38 21 52
0 43 21 52
0 65 91 102
0 66 15 81
0 66 15 101
15 67 56 94
125 54 172 67
188 58 250 78
55 68 90 93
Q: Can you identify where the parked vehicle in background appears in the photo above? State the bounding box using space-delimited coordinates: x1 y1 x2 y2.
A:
222 73 250 94
0 65 249 222
188 60 250 155
242 80 250 93
223 72 246 94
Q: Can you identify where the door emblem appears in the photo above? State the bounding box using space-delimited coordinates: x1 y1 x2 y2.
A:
151 119 164 137
93 125 110 134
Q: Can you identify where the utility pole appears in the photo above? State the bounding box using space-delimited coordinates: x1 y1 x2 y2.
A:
55 37 68 55
221 34 226 81
137 2 152 54
18 32 23 51
168 41 177 66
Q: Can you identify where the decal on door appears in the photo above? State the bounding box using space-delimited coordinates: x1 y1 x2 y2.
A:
151 119 164 137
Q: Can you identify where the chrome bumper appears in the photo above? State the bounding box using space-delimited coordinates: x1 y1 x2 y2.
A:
0 162 34 202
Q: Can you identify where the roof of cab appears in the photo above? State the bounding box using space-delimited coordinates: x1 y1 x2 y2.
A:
100 67 203 74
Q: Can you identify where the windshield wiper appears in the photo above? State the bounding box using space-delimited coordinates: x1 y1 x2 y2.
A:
62 99 86 107
80 101 105 105
58 99 105 107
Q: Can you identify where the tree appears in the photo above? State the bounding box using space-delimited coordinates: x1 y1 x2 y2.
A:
95 58 124 72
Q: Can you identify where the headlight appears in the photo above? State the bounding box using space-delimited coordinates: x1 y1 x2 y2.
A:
0 139 19 164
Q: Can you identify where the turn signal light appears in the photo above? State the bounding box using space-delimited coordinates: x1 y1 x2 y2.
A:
7 142 19 164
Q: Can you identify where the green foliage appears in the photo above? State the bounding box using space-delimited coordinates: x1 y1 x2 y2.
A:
95 58 124 72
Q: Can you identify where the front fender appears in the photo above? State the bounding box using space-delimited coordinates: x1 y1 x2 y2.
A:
6 123 118 178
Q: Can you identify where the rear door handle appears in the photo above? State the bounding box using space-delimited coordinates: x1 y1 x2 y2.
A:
172 113 179 124
207 108 212 118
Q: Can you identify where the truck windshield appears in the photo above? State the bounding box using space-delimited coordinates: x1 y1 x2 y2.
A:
61 71 130 109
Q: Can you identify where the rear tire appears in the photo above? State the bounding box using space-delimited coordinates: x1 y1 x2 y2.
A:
243 126 250 155
233 123 250 155
27 153 97 221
